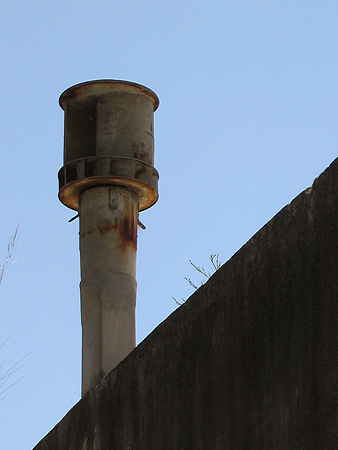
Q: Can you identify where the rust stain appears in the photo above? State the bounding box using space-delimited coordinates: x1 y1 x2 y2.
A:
135 167 147 178
122 216 135 242
99 224 115 234
81 217 137 251
80 219 118 238
132 142 149 162
80 228 95 238
120 215 137 251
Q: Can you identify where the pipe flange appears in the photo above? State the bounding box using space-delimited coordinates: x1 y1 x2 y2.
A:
58 156 159 211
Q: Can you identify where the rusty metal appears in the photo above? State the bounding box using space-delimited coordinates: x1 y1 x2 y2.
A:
79 186 138 394
58 80 159 211
58 80 160 395
58 157 158 211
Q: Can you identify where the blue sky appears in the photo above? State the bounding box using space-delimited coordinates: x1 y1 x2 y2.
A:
1 2 338 448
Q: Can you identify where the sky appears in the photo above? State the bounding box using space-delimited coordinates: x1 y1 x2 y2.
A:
1 1 338 448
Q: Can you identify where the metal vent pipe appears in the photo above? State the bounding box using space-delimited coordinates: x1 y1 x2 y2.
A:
58 80 159 395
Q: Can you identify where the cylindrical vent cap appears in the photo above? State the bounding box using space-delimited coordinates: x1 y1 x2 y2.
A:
58 80 159 211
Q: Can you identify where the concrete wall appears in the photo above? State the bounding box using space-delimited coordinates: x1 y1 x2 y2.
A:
34 158 338 449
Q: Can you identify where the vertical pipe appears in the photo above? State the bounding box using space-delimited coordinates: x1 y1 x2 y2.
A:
79 185 138 395
58 80 159 395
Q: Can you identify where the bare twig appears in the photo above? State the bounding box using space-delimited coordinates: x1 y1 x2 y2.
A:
0 348 31 395
0 225 25 402
0 225 19 286
173 254 222 306
210 253 222 272
172 296 185 306
184 277 199 290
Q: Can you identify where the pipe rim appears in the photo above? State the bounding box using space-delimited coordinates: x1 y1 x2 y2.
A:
59 79 159 111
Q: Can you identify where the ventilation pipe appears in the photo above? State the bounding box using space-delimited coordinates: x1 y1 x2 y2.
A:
58 80 159 395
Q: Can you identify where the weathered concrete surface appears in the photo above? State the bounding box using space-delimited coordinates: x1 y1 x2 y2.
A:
34 159 338 449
